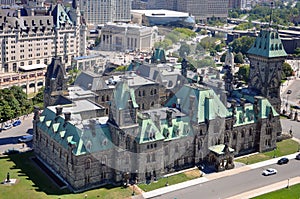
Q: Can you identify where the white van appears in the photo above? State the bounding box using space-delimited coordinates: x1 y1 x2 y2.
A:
18 135 33 143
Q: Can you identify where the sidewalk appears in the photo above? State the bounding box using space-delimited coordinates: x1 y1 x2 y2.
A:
227 176 300 199
138 151 300 199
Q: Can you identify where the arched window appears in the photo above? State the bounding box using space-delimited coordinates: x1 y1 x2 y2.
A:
126 135 130 149
152 153 156 161
85 158 91 169
106 95 110 101
164 146 169 155
175 143 179 153
147 154 150 162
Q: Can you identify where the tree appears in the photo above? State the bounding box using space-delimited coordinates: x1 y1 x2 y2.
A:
234 53 244 64
229 36 255 55
178 43 191 57
282 62 293 79
237 64 250 82
220 52 226 62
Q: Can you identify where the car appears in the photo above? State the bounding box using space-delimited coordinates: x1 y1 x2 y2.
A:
3 149 20 155
262 168 277 176
2 123 12 130
296 153 300 160
18 135 33 143
12 119 21 127
277 157 289 165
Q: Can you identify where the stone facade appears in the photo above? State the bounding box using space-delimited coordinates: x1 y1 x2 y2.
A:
33 28 284 192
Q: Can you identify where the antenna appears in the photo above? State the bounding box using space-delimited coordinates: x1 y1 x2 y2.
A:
269 2 274 27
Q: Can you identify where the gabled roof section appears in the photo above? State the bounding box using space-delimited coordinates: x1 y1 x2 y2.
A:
74 71 109 91
113 81 138 110
51 4 73 29
136 114 165 144
247 28 287 58
166 84 230 123
37 108 113 156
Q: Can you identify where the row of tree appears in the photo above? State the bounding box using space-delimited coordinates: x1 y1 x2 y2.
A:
0 86 44 122
229 1 300 27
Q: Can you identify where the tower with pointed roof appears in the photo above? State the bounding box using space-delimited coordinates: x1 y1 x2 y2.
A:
247 28 287 113
44 55 69 107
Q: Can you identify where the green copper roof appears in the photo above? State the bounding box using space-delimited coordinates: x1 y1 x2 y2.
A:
247 29 287 58
37 108 113 156
152 48 166 63
113 81 138 110
166 84 231 123
160 116 193 141
136 114 165 144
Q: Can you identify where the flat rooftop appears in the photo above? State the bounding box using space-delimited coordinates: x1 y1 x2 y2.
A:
131 9 190 17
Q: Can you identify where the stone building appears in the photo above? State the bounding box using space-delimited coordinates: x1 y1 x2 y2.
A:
99 22 158 52
33 28 284 192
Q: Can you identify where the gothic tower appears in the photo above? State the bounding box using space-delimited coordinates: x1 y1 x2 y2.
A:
247 28 287 113
223 47 234 94
44 55 68 107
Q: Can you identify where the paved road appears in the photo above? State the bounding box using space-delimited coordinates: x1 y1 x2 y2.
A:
153 159 300 199
0 114 33 154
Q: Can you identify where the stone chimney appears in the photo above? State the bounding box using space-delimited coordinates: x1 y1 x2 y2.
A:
166 109 173 127
89 119 96 137
154 112 160 129
231 99 236 117
33 106 40 120
64 112 71 122
55 106 63 116
240 98 246 112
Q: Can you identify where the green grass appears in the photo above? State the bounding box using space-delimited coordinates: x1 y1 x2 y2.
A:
236 139 299 165
0 152 132 199
138 169 201 192
252 183 300 199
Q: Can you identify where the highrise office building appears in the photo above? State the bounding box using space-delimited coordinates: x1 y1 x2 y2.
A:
80 0 131 26
135 0 229 22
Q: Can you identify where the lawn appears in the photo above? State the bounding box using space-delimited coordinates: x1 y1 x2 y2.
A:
252 183 300 199
0 152 132 199
236 139 299 165
138 168 201 192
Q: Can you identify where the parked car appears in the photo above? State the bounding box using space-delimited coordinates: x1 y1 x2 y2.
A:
3 149 20 155
2 123 12 130
18 135 33 143
277 157 289 165
262 168 277 176
296 153 300 160
12 119 21 127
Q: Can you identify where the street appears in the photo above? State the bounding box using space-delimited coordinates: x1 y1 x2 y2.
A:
154 159 300 199
0 114 33 154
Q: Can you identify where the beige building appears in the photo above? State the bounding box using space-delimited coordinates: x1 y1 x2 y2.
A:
99 22 158 52
0 2 87 93
79 0 131 26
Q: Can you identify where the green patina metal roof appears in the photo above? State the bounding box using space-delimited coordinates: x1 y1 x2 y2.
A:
113 81 138 110
151 48 166 63
160 116 194 141
136 114 165 144
166 84 231 123
247 29 287 58
209 144 234 155
230 91 279 126
37 108 113 156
